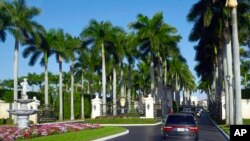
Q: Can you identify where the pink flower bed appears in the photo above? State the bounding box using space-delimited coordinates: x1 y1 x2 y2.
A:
0 123 100 141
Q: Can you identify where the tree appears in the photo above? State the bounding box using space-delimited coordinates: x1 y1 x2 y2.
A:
0 1 11 43
129 12 166 98
226 0 242 124
65 34 81 120
50 28 68 121
23 31 54 105
81 19 114 116
75 46 90 119
1 0 44 115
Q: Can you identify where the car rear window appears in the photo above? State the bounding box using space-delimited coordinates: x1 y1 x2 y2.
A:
166 115 195 125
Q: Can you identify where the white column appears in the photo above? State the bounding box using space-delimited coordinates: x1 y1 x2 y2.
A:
91 97 102 118
145 94 154 118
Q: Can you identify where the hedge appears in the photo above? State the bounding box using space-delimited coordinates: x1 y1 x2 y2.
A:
0 89 92 120
54 92 91 120
242 89 250 99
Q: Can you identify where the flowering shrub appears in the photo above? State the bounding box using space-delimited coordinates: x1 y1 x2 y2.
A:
0 123 100 141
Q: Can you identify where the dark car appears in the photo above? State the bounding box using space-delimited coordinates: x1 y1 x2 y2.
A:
161 113 199 141
179 105 196 116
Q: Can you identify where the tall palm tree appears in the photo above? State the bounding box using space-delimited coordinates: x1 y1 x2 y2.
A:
50 28 68 121
129 12 167 98
124 33 138 112
64 34 80 120
1 0 44 115
226 0 242 124
23 31 54 105
188 0 249 123
75 46 91 119
81 19 114 116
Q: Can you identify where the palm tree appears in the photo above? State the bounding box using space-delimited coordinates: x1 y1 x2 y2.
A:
0 2 10 43
108 28 127 114
23 31 54 105
1 0 44 115
129 12 167 98
64 34 80 120
226 0 242 124
50 28 68 121
124 33 138 112
75 46 91 119
81 19 114 116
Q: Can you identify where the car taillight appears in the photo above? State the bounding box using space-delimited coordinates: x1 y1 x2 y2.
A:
188 126 199 132
163 126 173 132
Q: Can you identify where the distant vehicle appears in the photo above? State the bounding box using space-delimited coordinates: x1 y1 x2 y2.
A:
161 113 199 141
179 105 196 116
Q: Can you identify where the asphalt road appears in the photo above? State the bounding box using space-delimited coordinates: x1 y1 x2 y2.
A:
108 112 229 141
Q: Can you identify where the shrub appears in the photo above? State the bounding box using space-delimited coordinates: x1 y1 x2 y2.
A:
54 92 91 120
173 100 178 113
6 118 13 124
242 89 250 99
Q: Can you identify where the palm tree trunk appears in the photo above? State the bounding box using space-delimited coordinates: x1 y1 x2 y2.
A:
44 53 49 105
70 61 75 120
231 7 242 124
223 45 229 125
127 65 132 112
225 40 234 125
81 72 85 119
150 55 155 98
217 51 223 120
120 62 125 113
164 60 167 86
113 67 117 116
13 39 19 123
59 56 63 121
101 43 107 116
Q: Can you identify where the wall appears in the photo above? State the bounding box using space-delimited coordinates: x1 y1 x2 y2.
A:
0 97 40 123
222 97 250 119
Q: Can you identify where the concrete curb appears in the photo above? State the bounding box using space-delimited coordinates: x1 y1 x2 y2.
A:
99 121 162 127
92 129 129 141
208 115 230 141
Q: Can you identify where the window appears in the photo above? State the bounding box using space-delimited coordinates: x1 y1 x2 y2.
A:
166 115 195 125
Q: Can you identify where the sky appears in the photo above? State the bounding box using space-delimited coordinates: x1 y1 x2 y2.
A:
0 0 206 100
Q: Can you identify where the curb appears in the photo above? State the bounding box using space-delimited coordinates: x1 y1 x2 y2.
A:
208 115 230 141
92 129 129 141
99 121 162 127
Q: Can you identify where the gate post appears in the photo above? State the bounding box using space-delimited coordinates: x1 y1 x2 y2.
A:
91 97 102 118
145 94 154 118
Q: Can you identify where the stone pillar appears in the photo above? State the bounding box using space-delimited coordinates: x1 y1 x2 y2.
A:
91 97 102 119
28 97 40 124
145 94 154 118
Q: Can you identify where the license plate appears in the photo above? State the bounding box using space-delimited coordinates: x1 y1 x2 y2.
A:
177 128 185 131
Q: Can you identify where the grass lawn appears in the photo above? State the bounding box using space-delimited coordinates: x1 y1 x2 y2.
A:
85 118 158 124
219 119 250 135
243 119 250 125
22 126 126 141
219 125 230 135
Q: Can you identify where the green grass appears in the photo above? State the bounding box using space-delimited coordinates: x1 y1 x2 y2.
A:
219 119 250 135
243 119 250 125
219 125 230 135
22 126 126 141
85 118 158 124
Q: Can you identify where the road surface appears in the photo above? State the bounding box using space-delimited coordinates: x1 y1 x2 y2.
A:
108 112 229 141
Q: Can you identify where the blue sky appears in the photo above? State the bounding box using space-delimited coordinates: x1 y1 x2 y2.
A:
0 0 206 99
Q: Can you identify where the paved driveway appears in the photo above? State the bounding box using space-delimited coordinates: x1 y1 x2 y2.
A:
107 112 229 141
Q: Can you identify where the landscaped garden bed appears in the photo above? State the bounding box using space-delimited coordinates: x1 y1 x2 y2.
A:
0 123 99 141
85 117 158 124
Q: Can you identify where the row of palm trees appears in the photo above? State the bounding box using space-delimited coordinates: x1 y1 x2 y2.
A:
0 0 196 120
188 0 250 125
